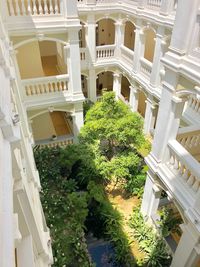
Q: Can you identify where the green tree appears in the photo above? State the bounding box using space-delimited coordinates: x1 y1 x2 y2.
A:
80 91 145 159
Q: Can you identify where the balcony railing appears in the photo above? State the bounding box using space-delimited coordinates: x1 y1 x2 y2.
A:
22 74 69 97
96 45 116 59
183 95 200 125
167 140 200 199
35 135 74 148
6 0 61 16
77 0 177 16
140 57 152 78
121 45 134 66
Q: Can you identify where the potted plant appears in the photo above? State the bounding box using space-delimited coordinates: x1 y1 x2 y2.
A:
51 134 57 141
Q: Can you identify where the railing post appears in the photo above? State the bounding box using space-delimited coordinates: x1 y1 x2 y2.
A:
160 0 175 16
86 0 96 5
137 0 148 9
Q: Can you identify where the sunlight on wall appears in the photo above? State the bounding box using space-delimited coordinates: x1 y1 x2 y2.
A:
144 29 156 62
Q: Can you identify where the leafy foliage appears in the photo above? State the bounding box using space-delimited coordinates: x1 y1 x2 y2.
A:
34 147 94 267
129 207 172 267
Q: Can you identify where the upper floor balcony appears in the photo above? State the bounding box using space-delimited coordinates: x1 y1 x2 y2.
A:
4 0 177 32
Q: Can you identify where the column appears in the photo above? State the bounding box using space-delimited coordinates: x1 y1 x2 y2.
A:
62 0 78 18
133 19 145 73
87 68 97 102
171 223 200 267
65 29 83 97
151 70 185 162
114 20 125 58
169 0 199 55
113 73 122 99
17 236 35 267
141 171 161 218
150 26 167 87
143 97 156 135
72 103 84 143
129 84 139 112
85 15 97 63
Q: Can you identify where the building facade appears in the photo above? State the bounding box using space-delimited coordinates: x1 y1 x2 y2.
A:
0 0 200 266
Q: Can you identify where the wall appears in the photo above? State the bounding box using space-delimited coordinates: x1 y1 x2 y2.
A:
124 22 136 50
97 19 115 46
16 42 44 79
31 112 56 140
39 41 57 57
138 90 147 117
144 29 156 62
97 72 113 94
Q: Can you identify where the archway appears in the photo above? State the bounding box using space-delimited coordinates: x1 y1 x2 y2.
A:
124 21 136 50
96 71 114 96
144 28 156 62
138 90 147 118
31 111 73 142
96 19 115 46
16 40 67 79
121 76 130 101
79 21 86 48
81 74 88 98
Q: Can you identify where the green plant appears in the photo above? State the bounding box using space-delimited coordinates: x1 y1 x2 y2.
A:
157 207 182 237
129 207 172 267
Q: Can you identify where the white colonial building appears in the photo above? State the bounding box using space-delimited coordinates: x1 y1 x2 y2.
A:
0 0 199 266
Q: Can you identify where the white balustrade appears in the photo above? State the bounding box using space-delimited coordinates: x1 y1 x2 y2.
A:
96 45 116 59
121 45 134 66
167 140 200 195
6 0 60 16
22 74 69 97
187 95 200 116
147 0 162 9
140 57 152 78
36 135 74 148
80 48 87 61
178 127 200 150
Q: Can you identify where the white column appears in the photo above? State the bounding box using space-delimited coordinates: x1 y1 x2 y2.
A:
129 85 139 112
133 19 145 73
88 68 97 102
141 171 161 218
65 29 83 97
72 103 84 143
85 15 97 63
113 73 122 99
151 70 185 162
114 21 125 58
144 97 156 135
17 236 35 267
171 223 200 267
150 26 166 87
63 0 78 17
169 0 199 55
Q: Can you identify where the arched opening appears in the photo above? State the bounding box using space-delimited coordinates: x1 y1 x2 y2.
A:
96 71 114 97
16 40 67 79
138 90 147 118
144 28 156 62
124 21 136 50
30 111 73 143
96 19 115 46
81 74 88 98
121 76 130 102
79 22 86 48
156 189 184 254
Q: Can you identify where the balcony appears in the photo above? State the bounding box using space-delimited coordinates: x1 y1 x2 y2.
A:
159 139 200 215
5 0 67 31
77 0 177 18
21 74 71 108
